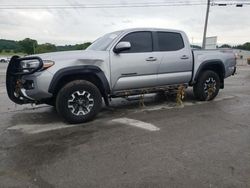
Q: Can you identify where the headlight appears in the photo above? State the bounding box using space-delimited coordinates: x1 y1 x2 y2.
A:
20 59 54 70
20 59 40 69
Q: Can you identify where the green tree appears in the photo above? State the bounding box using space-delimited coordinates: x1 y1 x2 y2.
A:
36 43 57 54
0 39 22 52
18 38 38 54
219 44 232 48
190 44 201 49
235 42 250 50
241 42 250 50
56 42 92 51
76 42 92 50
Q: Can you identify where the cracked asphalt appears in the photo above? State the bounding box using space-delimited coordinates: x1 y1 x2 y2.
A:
0 63 250 188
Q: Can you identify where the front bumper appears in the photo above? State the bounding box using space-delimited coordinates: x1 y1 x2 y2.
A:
6 56 52 104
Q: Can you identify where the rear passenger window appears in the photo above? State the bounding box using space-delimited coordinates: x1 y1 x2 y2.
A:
120 31 153 53
156 32 184 51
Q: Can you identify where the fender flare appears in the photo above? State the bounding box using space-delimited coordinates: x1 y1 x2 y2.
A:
48 65 110 105
194 60 226 81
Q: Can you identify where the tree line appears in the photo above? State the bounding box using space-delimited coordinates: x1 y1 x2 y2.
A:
219 43 250 50
0 38 92 55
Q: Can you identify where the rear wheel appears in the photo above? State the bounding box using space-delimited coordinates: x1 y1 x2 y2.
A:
193 70 220 101
56 80 102 124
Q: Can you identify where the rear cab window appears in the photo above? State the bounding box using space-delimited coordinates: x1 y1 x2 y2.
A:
156 32 184 51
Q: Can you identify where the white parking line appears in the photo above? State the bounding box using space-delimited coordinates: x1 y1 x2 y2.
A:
111 118 160 131
7 123 79 134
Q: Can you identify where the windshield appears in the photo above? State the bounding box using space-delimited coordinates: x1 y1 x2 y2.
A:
87 31 122 51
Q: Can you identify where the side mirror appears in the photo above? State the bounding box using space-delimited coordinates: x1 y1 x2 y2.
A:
114 41 131 53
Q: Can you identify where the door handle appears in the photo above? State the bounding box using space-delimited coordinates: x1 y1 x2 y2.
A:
146 57 157 62
180 55 189 60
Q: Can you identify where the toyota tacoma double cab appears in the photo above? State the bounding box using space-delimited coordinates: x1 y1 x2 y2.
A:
6 28 237 123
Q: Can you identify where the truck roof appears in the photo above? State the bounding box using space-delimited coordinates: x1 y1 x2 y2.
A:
116 27 184 34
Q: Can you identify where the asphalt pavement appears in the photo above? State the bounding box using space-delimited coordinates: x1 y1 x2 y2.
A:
0 63 250 188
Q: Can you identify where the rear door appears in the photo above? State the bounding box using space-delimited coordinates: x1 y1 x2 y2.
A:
110 31 159 91
154 31 193 85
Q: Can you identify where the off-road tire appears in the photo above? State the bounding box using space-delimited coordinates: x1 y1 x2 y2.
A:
56 80 102 124
193 70 220 101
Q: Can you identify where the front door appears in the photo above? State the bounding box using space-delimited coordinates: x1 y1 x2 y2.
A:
110 31 159 91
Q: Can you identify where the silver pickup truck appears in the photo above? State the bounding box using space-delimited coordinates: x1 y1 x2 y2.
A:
6 28 236 123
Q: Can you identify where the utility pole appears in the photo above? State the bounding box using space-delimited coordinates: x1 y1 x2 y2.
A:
202 0 211 49
33 42 36 54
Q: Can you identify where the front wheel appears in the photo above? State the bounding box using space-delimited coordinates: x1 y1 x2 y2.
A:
56 80 102 124
193 70 220 101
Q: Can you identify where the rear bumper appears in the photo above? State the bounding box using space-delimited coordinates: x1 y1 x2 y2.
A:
225 65 237 78
232 66 237 75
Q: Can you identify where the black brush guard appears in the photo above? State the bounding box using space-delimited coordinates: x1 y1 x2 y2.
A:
6 56 43 104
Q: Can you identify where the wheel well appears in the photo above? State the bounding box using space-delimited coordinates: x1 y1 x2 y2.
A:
52 73 108 104
196 62 225 89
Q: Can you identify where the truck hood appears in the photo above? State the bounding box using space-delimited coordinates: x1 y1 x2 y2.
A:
33 50 109 63
31 50 110 74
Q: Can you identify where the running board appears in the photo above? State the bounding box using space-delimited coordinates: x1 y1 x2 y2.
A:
111 84 188 98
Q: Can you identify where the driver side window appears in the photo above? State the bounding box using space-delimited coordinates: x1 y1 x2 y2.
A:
119 31 153 53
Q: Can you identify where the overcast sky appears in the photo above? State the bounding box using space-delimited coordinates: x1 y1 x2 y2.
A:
0 0 249 45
